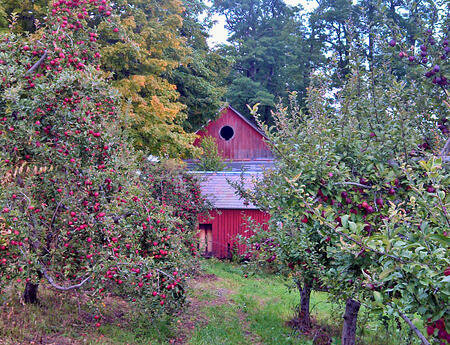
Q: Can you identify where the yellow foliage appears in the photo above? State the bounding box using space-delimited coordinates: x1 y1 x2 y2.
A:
122 16 136 29
99 0 197 158
131 75 147 88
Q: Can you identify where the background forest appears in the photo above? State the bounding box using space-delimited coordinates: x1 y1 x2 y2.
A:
2 0 445 158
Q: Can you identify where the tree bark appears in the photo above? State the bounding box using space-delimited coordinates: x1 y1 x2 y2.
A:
296 279 312 332
341 298 361 345
23 281 39 304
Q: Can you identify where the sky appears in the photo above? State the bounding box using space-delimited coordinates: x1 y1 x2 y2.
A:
207 0 315 47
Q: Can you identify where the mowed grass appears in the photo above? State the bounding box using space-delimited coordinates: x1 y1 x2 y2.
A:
188 259 324 345
0 259 425 345
188 259 425 345
188 304 253 345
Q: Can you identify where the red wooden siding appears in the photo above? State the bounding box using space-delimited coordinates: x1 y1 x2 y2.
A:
198 209 270 258
195 107 273 160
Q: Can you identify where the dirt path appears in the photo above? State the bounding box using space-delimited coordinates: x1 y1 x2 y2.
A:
169 273 263 345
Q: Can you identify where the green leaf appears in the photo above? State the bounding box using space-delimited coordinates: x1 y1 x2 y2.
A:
379 268 394 280
441 276 450 283
418 160 428 170
433 157 442 167
373 291 383 303
341 215 349 228
429 234 450 246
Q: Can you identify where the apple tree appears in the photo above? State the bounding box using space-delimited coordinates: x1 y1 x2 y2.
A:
0 0 208 324
237 17 449 345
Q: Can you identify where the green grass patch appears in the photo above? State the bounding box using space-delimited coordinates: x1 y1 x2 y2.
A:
189 304 251 345
193 259 316 345
192 259 424 345
96 315 174 345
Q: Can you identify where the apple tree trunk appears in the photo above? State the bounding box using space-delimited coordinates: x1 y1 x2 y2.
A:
341 298 361 345
23 282 39 304
296 279 312 332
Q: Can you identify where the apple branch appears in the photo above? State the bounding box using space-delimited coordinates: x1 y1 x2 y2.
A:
333 226 409 263
285 179 410 264
435 188 450 227
41 266 90 291
112 211 136 224
334 182 372 189
50 199 64 230
155 268 178 282
439 137 450 157
25 50 48 75
396 309 431 345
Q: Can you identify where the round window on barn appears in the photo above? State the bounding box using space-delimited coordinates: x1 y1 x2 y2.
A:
219 125 234 141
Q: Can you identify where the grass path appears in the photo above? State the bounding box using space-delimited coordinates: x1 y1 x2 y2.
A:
173 260 329 345
175 273 265 345
0 259 328 345
173 260 421 345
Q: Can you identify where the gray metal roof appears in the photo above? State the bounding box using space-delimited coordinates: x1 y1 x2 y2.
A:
185 159 275 172
190 172 263 209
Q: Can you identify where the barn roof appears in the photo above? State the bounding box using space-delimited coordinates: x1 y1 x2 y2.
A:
185 159 275 172
191 171 262 209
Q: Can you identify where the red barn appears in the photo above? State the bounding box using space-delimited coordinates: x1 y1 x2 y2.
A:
189 106 274 258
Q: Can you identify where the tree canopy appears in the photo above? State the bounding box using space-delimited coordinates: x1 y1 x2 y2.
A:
0 0 49 32
213 0 320 123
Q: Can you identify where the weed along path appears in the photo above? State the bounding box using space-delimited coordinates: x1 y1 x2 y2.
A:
171 260 322 345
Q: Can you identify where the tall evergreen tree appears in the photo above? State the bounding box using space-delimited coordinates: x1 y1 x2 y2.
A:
308 0 442 83
213 0 317 123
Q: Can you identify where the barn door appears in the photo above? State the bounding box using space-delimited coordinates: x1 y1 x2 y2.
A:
198 224 213 256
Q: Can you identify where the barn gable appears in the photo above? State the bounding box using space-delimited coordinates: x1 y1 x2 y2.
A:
194 106 273 160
